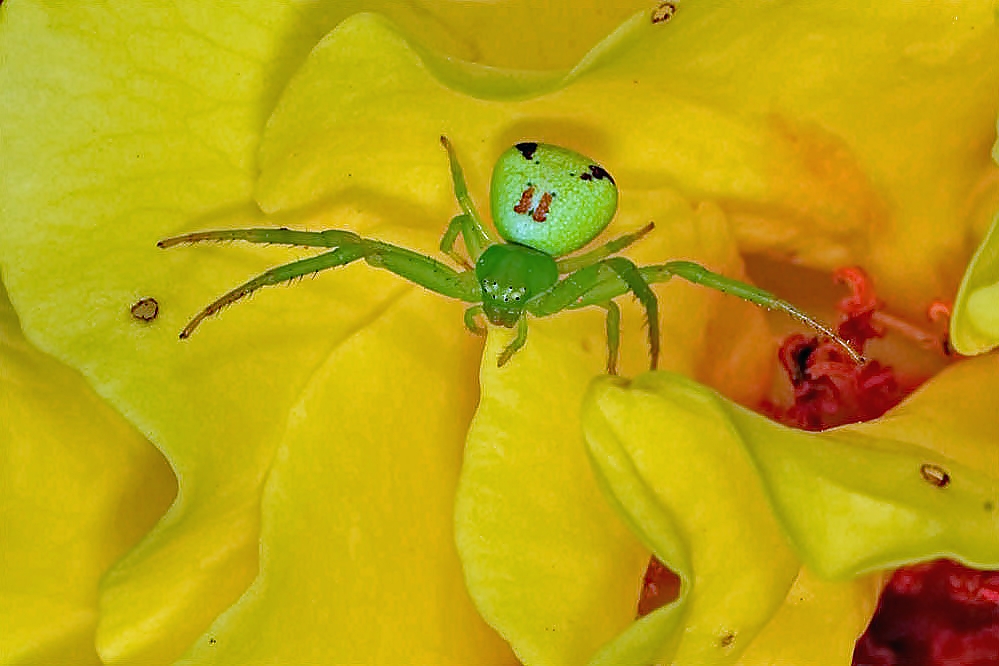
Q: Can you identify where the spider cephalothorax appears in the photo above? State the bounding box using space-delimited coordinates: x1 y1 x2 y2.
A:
474 243 558 328
159 137 862 374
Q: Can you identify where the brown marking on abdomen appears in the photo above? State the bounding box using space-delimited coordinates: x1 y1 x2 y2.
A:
514 186 535 214
532 192 553 222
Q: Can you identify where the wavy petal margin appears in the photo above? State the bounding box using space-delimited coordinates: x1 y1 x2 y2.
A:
0 283 175 663
581 355 998 664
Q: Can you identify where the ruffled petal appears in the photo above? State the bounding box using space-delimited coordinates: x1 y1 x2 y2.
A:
580 355 998 663
0 282 175 663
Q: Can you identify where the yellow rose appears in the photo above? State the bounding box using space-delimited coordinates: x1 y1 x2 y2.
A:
0 2 995 664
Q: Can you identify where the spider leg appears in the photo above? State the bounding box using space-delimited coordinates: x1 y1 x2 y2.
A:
464 304 487 336
527 263 605 316
440 213 491 268
570 259 865 365
600 301 621 375
528 259 660 371
601 257 659 370
440 136 499 245
171 235 481 338
177 245 369 338
497 317 529 367
556 222 655 274
158 227 361 249
661 261 864 364
362 240 481 301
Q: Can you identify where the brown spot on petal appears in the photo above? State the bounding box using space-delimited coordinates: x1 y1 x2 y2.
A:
130 297 159 322
651 2 677 24
920 463 951 488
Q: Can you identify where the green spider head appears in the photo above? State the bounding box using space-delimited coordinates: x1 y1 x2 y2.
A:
474 244 558 327
490 142 619 258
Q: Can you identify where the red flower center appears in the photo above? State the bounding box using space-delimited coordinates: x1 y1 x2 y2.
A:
635 267 999 666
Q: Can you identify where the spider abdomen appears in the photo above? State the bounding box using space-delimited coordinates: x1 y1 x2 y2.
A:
475 244 558 327
490 143 618 258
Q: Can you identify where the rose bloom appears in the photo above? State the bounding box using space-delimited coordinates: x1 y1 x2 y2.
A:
0 2 997 665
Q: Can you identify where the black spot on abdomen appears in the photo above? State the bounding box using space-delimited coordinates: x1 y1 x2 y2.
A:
585 164 614 184
515 142 539 160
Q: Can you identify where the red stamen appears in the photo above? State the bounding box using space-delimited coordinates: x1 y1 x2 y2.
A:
637 267 997 654
762 267 917 431
854 560 999 666
927 300 952 324
756 266 998 665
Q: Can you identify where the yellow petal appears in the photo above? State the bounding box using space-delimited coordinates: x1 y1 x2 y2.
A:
456 319 651 666
583 372 800 665
454 188 776 664
0 3 419 661
594 2 999 317
407 0 650 71
0 282 175 663
733 568 883 666
581 361 997 663
952 211 999 354
175 288 511 663
5 2 995 664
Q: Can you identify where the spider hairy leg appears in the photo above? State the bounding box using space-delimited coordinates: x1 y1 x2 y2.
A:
158 227 361 249
527 263 606 318
161 233 482 338
601 257 660 370
528 261 659 372
556 222 655 274
362 240 480 301
572 259 865 365
600 301 622 375
464 305 487 336
665 261 865 364
176 245 368 338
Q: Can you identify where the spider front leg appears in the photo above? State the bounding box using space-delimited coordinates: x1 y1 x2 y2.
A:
599 301 622 375
440 136 498 263
172 245 369 338
528 259 659 373
656 261 865 363
160 229 481 338
571 259 866 365
158 227 362 250
497 317 529 367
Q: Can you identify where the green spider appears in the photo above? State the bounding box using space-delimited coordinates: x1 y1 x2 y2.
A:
159 137 863 374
